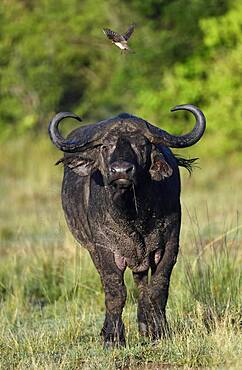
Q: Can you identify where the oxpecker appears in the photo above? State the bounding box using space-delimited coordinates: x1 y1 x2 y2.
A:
103 24 135 53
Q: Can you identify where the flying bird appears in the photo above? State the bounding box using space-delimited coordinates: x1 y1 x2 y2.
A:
103 24 135 53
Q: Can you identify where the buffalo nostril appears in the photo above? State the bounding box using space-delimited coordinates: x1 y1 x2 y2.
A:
126 165 134 173
110 161 135 175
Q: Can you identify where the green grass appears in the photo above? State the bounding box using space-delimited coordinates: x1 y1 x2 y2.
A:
0 137 241 369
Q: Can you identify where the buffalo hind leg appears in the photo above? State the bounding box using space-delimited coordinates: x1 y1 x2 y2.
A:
89 248 127 348
133 241 179 340
132 270 150 337
149 235 179 339
133 265 174 340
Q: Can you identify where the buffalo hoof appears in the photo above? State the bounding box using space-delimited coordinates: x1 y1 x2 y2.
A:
150 320 171 341
100 323 126 349
138 321 149 337
138 316 171 341
103 337 126 349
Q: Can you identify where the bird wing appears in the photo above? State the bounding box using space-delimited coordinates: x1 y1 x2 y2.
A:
103 28 122 42
123 24 135 41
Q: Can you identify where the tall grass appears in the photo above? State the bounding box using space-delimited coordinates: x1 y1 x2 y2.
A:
0 137 241 369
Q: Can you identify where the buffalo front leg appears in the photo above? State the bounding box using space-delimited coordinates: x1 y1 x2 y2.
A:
89 248 127 348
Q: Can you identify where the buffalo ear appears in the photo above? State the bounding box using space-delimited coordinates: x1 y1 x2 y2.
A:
56 156 95 176
149 151 173 181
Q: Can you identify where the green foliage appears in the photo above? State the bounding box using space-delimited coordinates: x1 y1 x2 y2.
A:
0 0 241 159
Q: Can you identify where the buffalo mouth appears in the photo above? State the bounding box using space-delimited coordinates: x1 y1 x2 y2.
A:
110 178 133 189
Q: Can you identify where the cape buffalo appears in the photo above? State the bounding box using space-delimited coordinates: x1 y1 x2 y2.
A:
48 104 206 347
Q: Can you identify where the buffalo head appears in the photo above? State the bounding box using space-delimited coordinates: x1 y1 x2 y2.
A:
49 105 206 196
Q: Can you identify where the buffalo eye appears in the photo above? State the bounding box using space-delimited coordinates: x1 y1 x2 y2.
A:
131 137 147 148
101 144 115 153
131 139 149 164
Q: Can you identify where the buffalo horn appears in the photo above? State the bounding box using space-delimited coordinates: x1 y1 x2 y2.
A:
146 104 206 148
48 112 107 152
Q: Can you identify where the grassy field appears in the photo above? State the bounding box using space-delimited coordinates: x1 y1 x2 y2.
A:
0 137 241 369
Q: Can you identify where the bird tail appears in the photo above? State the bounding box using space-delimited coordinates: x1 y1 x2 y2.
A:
127 48 135 54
